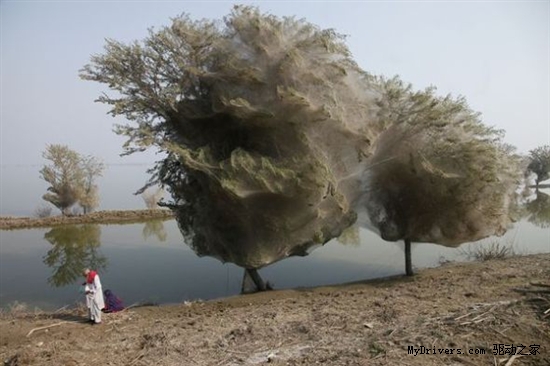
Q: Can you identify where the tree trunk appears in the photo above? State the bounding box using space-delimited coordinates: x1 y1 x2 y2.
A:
247 268 266 291
241 268 267 293
404 238 413 276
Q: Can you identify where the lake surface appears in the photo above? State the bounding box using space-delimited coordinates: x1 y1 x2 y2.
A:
0 217 548 311
0 165 548 310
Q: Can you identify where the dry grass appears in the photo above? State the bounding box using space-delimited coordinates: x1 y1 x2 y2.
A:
0 209 174 230
460 239 517 262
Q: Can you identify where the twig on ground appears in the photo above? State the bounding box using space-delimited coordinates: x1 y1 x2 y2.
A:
504 354 523 366
224 349 249 355
120 302 145 313
53 305 70 313
490 327 514 342
473 317 492 324
26 321 70 337
388 328 398 337
529 282 550 288
511 288 550 294
454 312 475 321
471 307 495 322
129 351 145 366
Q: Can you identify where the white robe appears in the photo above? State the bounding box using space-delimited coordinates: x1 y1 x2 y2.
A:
85 274 105 323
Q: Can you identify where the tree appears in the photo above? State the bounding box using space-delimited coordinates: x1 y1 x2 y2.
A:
141 186 164 209
527 145 550 188
361 77 522 275
81 6 521 287
40 144 85 215
80 155 105 213
40 144 104 215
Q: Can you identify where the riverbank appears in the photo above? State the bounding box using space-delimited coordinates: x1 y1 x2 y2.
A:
1 253 548 365
0 209 175 230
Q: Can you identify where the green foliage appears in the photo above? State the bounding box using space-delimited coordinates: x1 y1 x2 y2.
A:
527 145 550 186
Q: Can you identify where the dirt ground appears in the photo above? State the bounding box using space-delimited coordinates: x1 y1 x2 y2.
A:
0 209 174 230
1 254 549 366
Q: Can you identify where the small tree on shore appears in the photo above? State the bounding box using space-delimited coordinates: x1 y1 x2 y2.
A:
80 156 105 213
40 145 84 215
527 145 550 188
141 186 164 209
40 144 104 215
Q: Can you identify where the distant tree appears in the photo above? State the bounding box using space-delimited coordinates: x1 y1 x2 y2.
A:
40 144 104 215
40 144 84 215
527 145 550 188
34 204 53 218
79 155 105 214
141 186 164 209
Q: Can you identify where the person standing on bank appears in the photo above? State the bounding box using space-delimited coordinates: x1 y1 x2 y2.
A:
83 268 105 324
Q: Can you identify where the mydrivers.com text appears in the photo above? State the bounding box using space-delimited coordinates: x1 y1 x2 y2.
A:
408 346 486 356
408 344 542 357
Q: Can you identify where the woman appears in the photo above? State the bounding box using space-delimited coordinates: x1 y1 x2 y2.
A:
83 268 105 324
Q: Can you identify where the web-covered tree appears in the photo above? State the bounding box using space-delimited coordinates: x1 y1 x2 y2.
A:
40 144 85 215
360 77 522 275
80 155 105 214
527 145 550 188
141 186 164 209
81 6 522 287
40 144 104 215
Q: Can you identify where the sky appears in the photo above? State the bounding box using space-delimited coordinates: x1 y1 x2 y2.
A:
1 0 549 166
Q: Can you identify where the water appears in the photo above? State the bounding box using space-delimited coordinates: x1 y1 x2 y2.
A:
0 216 548 311
0 166 548 310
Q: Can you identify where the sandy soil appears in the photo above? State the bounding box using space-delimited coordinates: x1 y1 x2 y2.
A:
0 209 174 230
1 254 549 366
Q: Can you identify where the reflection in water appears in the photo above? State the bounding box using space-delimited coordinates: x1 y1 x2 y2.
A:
43 225 107 287
524 191 550 228
142 220 168 242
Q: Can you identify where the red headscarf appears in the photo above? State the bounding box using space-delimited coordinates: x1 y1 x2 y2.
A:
86 270 97 284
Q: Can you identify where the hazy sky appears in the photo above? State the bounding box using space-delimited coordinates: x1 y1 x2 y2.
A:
1 0 549 167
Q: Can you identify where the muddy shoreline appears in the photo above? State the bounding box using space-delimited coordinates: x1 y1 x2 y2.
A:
0 209 175 230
